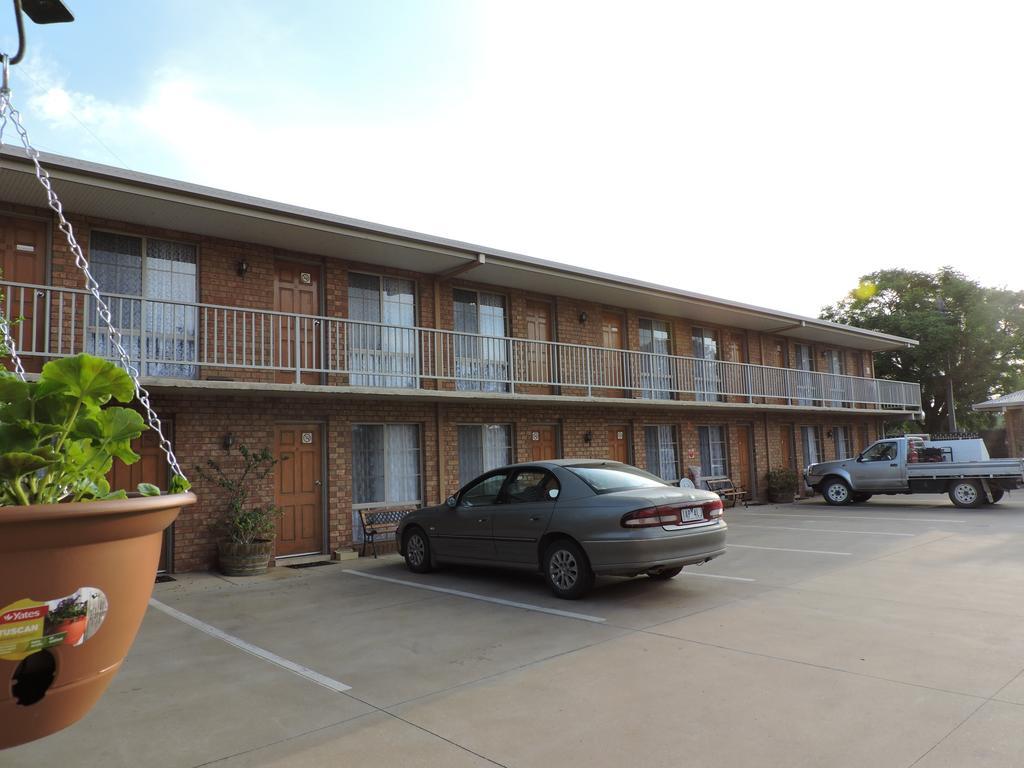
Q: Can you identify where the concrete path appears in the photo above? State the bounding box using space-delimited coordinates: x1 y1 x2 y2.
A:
6 496 1024 767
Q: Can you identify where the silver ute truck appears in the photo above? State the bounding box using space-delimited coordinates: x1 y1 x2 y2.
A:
804 437 1024 508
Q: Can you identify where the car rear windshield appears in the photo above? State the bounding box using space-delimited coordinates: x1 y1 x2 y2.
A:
567 464 670 494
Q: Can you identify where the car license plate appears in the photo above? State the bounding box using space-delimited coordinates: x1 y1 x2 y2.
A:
682 507 704 522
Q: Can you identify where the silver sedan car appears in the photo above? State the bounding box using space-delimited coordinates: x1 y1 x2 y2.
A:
396 460 728 599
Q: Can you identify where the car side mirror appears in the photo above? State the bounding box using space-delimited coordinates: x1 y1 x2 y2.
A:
547 488 559 500
856 455 863 462
446 495 457 508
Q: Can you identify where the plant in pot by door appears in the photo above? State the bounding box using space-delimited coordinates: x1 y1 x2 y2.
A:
0 354 195 749
766 468 799 503
197 445 280 576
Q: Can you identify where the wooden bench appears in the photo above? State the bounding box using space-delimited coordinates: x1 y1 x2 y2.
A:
702 476 749 508
357 507 416 558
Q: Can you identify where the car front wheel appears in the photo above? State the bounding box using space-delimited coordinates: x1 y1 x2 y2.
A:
822 478 852 506
403 527 433 573
542 539 594 600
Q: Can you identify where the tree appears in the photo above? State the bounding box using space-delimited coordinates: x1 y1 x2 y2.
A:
821 268 1024 434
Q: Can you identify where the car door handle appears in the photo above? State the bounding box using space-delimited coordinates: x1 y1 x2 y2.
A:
889 463 898 467
477 518 487 523
529 516 542 522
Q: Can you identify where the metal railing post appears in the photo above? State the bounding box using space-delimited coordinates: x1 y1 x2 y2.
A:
294 315 302 384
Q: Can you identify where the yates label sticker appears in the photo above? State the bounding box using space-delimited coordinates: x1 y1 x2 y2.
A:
0 587 109 661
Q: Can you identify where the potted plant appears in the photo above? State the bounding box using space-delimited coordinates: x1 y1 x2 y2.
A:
766 468 799 503
197 445 280 576
0 353 195 749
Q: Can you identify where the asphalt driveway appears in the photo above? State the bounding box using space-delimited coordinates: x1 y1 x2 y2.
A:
7 496 1024 767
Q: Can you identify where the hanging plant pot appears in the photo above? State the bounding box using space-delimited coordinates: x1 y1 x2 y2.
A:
0 492 195 750
218 539 274 576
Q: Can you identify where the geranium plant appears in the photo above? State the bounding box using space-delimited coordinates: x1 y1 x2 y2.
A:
0 353 190 505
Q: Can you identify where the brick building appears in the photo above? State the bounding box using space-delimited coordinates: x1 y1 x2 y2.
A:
974 392 1024 459
0 146 922 572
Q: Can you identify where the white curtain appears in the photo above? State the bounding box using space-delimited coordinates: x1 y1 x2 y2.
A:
639 319 672 400
458 424 512 485
348 275 417 388
699 426 728 476
645 425 678 481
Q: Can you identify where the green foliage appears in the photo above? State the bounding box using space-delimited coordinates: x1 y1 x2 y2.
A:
0 353 188 505
196 444 280 545
766 468 798 501
822 268 1024 433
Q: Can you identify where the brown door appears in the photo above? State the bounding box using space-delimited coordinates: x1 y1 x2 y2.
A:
274 424 324 556
109 425 173 572
0 216 47 372
779 424 795 471
274 261 321 384
733 424 755 494
607 426 629 464
529 425 559 461
600 311 626 396
524 300 553 393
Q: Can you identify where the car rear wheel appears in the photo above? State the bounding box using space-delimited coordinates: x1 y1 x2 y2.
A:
948 480 983 509
851 493 872 503
989 488 1005 504
542 539 594 600
647 566 683 580
822 478 852 506
403 527 433 573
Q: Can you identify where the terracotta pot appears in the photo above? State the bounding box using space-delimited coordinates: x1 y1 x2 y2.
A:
0 492 195 750
55 617 88 647
217 539 273 576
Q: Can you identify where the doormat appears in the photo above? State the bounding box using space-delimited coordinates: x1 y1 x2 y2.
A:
285 561 336 569
155 574 176 583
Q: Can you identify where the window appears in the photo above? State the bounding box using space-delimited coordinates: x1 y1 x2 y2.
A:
352 424 422 506
834 426 853 460
698 425 728 476
861 441 897 462
347 273 417 388
568 463 668 494
638 318 672 399
460 472 508 506
88 231 197 377
504 469 559 503
457 424 513 485
692 327 721 402
822 350 845 406
644 425 679 481
454 289 509 392
794 343 814 405
801 426 823 467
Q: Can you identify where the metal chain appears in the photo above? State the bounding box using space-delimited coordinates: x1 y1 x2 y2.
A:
0 83 188 483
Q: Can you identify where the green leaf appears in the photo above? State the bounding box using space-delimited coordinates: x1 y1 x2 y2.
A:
98 407 147 442
169 474 192 494
0 452 52 481
39 354 135 405
0 423 39 453
137 482 161 497
0 374 30 404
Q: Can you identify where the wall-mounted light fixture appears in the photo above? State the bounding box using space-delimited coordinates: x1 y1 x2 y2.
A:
223 433 236 451
583 431 593 443
578 311 588 324
826 430 833 439
237 260 249 277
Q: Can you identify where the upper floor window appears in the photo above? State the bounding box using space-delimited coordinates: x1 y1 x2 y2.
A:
454 289 508 392
638 318 672 400
347 273 417 388
692 327 721 402
794 343 814 405
88 231 197 378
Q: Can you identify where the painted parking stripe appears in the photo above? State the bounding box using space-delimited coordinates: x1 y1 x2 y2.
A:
730 511 966 524
732 523 914 537
678 571 756 582
728 543 851 556
149 599 352 693
342 569 607 623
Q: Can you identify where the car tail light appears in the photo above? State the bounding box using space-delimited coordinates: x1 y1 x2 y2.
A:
621 506 681 527
702 498 724 521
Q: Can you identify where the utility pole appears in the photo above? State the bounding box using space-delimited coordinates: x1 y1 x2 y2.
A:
936 298 958 434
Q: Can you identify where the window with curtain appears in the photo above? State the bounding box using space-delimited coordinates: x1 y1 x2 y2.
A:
351 424 422 542
347 273 417 388
834 426 853 459
801 425 823 467
822 349 845 406
457 424 513 486
692 327 721 402
454 289 509 392
638 318 672 400
698 425 728 476
794 343 814 405
644 425 678 481
88 231 197 378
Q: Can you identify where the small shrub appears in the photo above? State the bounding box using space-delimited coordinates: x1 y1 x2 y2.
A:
766 468 798 502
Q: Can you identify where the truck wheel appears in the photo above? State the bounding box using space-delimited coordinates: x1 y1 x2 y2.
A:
822 478 852 506
948 480 983 509
851 493 872 503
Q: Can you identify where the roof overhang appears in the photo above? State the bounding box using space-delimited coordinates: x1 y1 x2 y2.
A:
0 145 918 353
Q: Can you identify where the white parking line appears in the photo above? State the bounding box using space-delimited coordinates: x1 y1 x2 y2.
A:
728 543 851 556
149 599 352 693
679 571 757 582
730 511 966 524
341 569 607 623
732 523 914 537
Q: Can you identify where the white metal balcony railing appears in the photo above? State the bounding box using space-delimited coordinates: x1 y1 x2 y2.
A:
1 281 923 411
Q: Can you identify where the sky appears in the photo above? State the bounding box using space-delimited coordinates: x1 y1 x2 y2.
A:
1 1 1022 317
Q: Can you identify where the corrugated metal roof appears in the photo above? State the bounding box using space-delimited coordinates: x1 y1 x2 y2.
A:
973 391 1024 411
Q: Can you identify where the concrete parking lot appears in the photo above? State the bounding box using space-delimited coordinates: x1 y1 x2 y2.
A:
7 496 1024 767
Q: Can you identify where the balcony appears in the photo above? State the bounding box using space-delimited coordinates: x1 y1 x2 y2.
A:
1 281 923 412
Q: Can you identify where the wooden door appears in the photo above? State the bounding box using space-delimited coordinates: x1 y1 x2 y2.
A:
600 311 626 396
733 424 755 495
607 426 629 464
109 425 173 572
779 424 795 471
524 300 553 393
529 425 559 461
0 216 47 372
274 261 321 384
274 424 324 557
